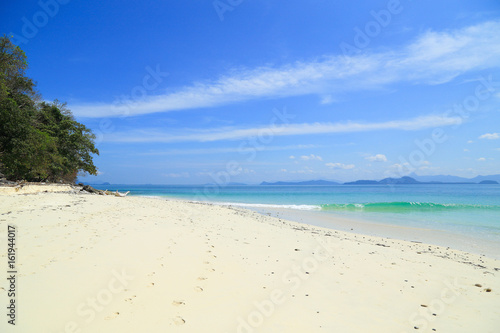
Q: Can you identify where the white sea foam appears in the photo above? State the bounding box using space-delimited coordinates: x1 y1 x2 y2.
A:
212 201 322 211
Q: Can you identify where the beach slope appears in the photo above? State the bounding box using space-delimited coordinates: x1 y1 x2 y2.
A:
0 192 499 332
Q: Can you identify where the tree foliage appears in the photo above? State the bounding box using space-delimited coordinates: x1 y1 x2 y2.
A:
0 35 99 182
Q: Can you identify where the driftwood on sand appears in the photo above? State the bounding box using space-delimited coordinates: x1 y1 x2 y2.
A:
114 190 130 197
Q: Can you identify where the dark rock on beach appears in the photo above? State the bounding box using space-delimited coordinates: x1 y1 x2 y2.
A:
81 185 102 194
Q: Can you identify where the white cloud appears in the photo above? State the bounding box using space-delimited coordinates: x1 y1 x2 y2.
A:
365 154 387 162
387 162 412 175
418 165 439 171
300 154 323 161
105 114 462 143
320 95 334 105
479 133 500 140
464 149 469 152
477 157 486 161
71 21 500 118
280 169 288 172
289 155 295 159
326 162 355 170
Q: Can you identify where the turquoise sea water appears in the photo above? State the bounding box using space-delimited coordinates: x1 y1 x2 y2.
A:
92 184 500 242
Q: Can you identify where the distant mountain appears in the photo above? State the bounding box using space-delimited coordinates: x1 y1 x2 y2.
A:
379 176 421 184
343 176 483 185
81 181 111 185
408 173 470 183
261 175 500 186
204 182 247 186
344 176 420 185
260 180 339 186
409 173 500 183
479 180 499 184
343 179 379 185
470 174 500 183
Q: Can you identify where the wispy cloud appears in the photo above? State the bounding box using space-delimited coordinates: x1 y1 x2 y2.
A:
479 132 500 140
365 154 387 162
325 162 355 170
104 114 462 143
300 154 323 161
71 21 500 118
320 95 334 105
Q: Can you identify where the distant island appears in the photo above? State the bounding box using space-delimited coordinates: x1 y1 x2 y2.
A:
83 182 111 186
77 177 499 186
479 180 499 184
344 176 477 185
261 176 499 185
261 180 340 186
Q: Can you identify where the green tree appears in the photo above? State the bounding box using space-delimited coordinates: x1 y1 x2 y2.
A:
0 34 38 106
35 101 99 182
0 35 99 183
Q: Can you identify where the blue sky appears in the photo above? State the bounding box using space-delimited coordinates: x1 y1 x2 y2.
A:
1 0 500 184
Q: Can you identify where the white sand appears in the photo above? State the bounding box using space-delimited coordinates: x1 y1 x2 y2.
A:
0 191 499 332
0 184 75 195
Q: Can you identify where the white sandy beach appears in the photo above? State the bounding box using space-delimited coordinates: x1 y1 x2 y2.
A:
0 189 499 332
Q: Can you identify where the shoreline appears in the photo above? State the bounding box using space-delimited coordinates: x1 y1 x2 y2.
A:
121 194 500 260
1 191 499 332
246 206 500 260
5 183 496 259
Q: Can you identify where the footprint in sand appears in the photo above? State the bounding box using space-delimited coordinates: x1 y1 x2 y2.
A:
173 316 185 325
194 286 204 292
197 277 207 281
172 300 185 306
104 312 120 320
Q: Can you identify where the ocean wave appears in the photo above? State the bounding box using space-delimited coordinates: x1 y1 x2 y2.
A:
320 202 500 212
213 202 322 211
204 201 500 213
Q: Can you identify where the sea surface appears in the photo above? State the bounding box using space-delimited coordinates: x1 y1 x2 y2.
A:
92 184 500 243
